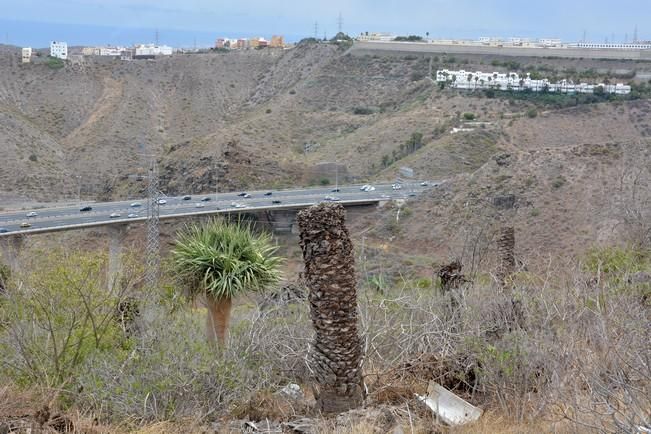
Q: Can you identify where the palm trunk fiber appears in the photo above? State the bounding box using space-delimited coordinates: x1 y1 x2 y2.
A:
297 203 364 414
205 296 232 347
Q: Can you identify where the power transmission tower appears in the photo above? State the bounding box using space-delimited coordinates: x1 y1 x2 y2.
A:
145 158 160 287
155 28 160 46
314 21 318 39
634 25 638 43
337 12 343 34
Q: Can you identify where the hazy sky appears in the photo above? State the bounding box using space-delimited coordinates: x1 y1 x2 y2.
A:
1 0 648 47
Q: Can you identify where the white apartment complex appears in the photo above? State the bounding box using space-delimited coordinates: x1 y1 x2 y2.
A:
50 41 68 60
436 69 631 95
357 32 395 42
21 47 32 63
134 44 173 57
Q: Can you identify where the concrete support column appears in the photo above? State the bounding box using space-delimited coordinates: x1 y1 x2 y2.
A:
268 210 297 234
0 235 25 273
107 224 128 291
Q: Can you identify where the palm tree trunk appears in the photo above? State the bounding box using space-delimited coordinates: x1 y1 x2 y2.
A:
205 296 232 347
297 203 364 414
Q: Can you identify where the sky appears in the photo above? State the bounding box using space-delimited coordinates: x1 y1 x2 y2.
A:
0 0 649 48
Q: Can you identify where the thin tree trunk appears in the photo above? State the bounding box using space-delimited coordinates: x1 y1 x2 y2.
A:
297 203 364 414
205 296 232 347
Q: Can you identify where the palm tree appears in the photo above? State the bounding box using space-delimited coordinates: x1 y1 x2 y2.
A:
297 203 364 413
172 218 282 347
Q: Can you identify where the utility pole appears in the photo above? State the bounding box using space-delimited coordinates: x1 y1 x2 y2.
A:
582 29 587 43
634 25 638 43
214 158 219 200
145 157 160 288
76 175 81 204
155 28 160 46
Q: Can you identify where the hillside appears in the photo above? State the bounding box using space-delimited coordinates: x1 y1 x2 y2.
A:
1 42 650 259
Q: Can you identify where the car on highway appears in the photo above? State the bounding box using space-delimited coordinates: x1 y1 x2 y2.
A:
201 197 211 202
195 203 205 208
331 188 340 192
127 213 138 218
157 199 167 205
272 200 281 204
182 195 192 200
26 211 38 217
324 195 340 201
392 184 402 190
0 228 9 233
360 185 375 192
242 193 251 198
109 212 121 218
420 181 428 186
230 202 246 208
264 192 273 196
20 222 31 228
237 192 248 197
80 206 92 212
130 202 141 207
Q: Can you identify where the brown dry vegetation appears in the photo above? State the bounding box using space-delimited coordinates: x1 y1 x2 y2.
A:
1 42 650 433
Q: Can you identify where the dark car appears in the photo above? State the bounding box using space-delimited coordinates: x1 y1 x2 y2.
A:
80 206 92 212
200 196 211 202
182 195 192 200
237 192 248 197
331 188 340 192
0 228 9 233
272 200 281 204
264 192 273 196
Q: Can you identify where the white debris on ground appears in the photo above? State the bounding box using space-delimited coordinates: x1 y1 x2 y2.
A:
416 381 483 426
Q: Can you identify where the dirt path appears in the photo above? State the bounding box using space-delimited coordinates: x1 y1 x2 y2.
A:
62 76 123 146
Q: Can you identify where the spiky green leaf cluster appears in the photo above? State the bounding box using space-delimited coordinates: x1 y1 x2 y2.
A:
172 219 282 300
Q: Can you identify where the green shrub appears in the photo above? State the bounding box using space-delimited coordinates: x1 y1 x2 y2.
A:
46 56 64 69
463 112 476 121
0 251 134 387
526 108 538 118
551 176 566 189
28 154 37 162
353 106 374 115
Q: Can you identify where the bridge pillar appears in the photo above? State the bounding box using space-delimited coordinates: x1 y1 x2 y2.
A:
267 210 298 234
107 224 128 291
0 235 24 274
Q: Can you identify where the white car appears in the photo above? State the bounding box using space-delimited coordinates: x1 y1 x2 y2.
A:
324 195 340 201
392 184 402 190
109 212 121 218
195 203 205 208
157 199 167 205
365 185 375 192
360 185 370 191
230 202 246 208
26 211 38 217
130 202 142 207
420 181 428 186
127 213 138 218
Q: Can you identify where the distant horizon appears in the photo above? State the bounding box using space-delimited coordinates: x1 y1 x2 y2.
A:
2 18 648 50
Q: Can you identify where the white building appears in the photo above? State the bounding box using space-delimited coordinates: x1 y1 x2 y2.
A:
570 42 651 50
134 44 173 57
436 69 631 95
50 41 68 60
21 47 32 63
539 38 562 47
357 32 395 42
